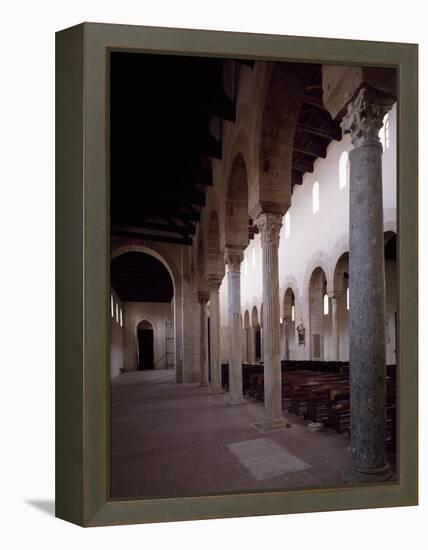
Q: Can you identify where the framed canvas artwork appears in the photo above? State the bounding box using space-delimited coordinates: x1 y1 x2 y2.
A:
55 22 418 526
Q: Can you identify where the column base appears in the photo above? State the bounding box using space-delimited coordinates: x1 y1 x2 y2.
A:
199 382 209 388
228 396 246 406
210 387 224 396
342 462 392 484
261 417 290 431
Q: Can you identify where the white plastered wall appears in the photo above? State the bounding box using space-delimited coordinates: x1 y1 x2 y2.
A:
220 103 397 364
123 301 173 371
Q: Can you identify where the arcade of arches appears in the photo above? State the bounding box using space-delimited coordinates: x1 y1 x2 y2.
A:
109 53 397 498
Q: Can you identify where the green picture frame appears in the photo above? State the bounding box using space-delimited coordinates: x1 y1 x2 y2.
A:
55 22 418 527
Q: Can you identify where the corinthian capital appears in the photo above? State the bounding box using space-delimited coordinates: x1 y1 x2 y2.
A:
224 248 244 272
341 86 395 148
198 290 210 304
255 213 283 246
208 275 223 292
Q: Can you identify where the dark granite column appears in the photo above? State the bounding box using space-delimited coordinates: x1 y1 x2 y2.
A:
341 86 394 483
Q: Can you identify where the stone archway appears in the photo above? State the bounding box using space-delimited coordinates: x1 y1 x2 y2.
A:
243 310 250 363
384 231 397 365
283 288 296 360
251 305 261 363
223 153 250 404
308 267 329 360
332 252 350 361
110 239 183 381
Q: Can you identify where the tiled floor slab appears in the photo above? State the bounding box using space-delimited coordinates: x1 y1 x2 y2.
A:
227 437 311 480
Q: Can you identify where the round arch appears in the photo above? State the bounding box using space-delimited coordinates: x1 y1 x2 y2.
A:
206 209 224 279
110 238 182 380
224 153 249 250
308 266 329 361
111 239 180 294
283 287 296 360
251 305 259 328
333 252 349 295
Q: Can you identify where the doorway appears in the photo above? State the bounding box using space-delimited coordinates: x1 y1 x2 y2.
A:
137 320 154 370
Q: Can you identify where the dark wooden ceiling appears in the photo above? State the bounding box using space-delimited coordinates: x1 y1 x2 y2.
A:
110 54 340 247
110 51 241 246
111 252 174 302
292 65 341 188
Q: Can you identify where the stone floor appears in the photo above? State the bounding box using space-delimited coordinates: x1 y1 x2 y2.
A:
110 369 395 499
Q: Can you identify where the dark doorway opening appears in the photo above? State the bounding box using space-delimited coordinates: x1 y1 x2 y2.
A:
137 321 154 370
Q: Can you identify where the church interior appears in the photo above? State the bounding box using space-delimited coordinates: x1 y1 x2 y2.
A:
108 51 397 499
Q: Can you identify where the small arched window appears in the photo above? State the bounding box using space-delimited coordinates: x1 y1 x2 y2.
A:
379 113 390 151
111 294 114 318
385 115 390 149
339 151 350 190
312 181 320 213
323 294 329 315
120 307 123 327
116 302 119 323
284 211 291 238
291 305 295 322
346 287 350 311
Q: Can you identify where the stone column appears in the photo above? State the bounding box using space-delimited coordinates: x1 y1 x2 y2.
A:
224 249 245 404
341 86 394 483
329 293 340 361
208 277 223 395
198 290 209 387
255 213 286 428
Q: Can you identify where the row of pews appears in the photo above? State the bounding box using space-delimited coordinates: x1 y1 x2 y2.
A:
220 361 397 453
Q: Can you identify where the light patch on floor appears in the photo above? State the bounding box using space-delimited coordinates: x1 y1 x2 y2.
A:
227 437 311 480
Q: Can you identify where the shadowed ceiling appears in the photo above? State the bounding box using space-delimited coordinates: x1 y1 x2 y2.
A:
111 252 174 303
109 52 340 247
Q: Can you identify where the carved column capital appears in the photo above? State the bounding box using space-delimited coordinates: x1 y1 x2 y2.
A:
208 275 223 292
255 213 283 246
198 290 210 304
341 86 395 148
224 248 244 271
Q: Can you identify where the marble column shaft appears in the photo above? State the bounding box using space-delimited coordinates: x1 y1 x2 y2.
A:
342 86 394 482
224 249 244 404
255 213 285 427
198 291 209 387
208 278 223 395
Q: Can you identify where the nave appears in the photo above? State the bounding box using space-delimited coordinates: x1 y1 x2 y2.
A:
110 369 394 499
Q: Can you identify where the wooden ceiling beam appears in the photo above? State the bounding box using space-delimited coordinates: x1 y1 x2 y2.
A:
208 91 236 122
113 219 196 236
296 122 341 141
293 144 326 159
293 162 314 174
291 171 303 187
112 227 193 246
